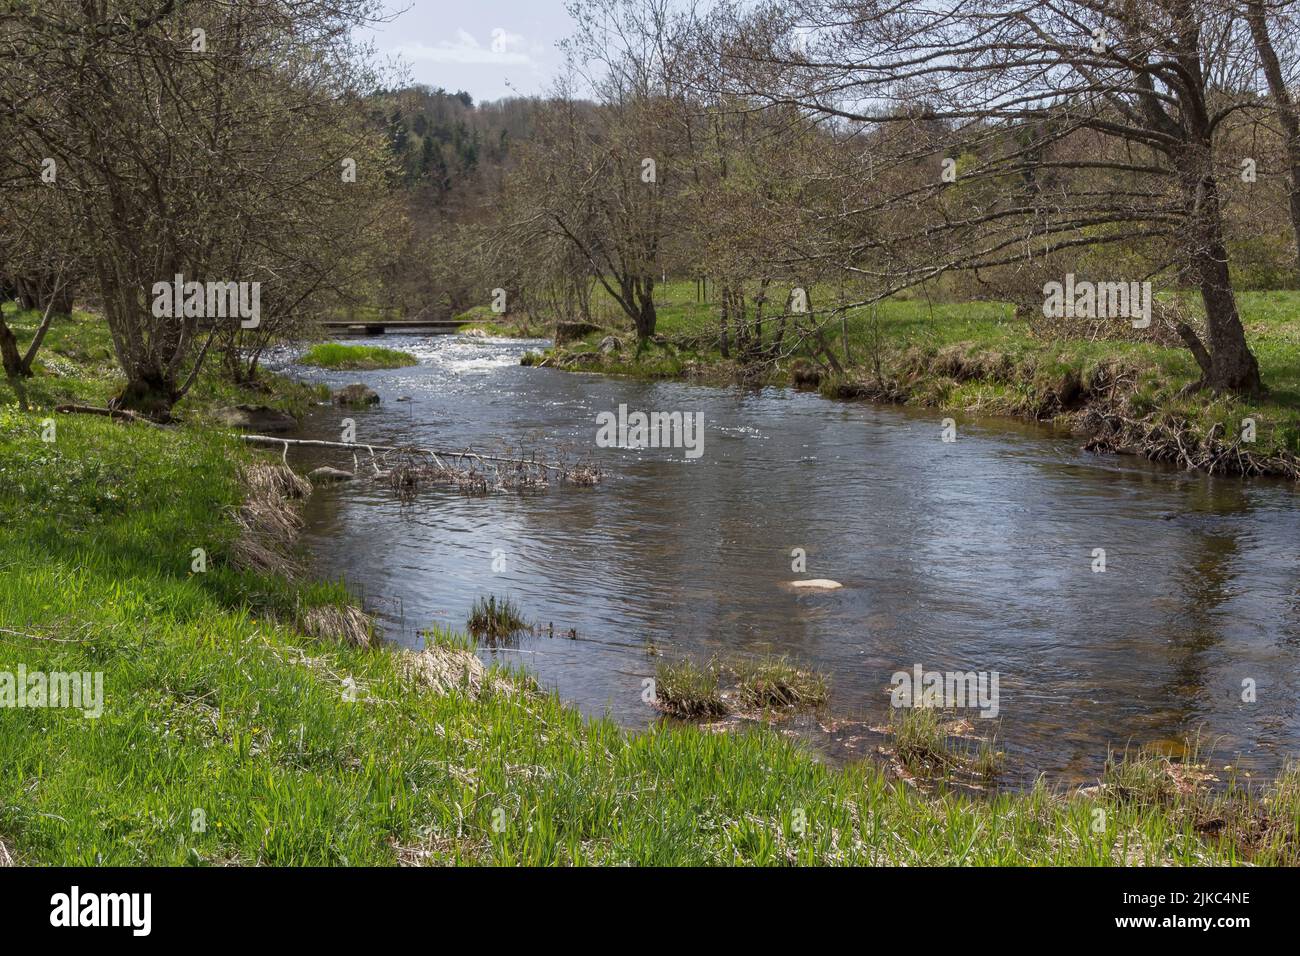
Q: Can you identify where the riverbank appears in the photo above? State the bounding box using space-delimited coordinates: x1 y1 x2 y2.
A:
2 308 1297 865
512 286 1300 479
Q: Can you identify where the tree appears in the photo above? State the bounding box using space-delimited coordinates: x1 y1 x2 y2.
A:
4 0 390 416
496 0 694 341
1244 0 1300 275
711 0 1271 394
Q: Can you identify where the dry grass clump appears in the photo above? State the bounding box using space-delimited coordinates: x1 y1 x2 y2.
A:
0 836 14 867
242 460 312 500
650 654 831 721
885 706 1004 782
563 460 603 486
374 445 602 501
397 645 499 699
890 706 959 774
297 603 376 648
230 462 312 575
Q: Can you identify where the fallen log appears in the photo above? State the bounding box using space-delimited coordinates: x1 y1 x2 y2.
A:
54 404 167 427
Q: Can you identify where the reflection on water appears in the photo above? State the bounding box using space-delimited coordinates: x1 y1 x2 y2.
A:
272 334 1300 787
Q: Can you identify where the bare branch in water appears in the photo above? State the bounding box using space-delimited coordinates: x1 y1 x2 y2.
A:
239 434 603 499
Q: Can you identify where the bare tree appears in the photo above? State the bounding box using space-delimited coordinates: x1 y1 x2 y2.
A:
709 0 1271 394
3 0 391 416
1243 0 1300 273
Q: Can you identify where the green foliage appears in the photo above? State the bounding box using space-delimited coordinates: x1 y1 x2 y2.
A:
299 343 418 370
729 655 828 711
653 659 726 719
0 283 1292 866
466 594 528 642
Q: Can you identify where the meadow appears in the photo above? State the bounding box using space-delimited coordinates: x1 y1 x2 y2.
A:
1 306 1296 865
487 282 1300 470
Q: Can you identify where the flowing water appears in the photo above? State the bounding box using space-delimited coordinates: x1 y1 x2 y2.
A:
272 333 1300 787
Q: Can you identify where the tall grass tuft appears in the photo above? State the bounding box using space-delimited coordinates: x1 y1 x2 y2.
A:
466 594 527 642
299 342 417 370
730 655 828 711
891 706 958 774
654 658 727 718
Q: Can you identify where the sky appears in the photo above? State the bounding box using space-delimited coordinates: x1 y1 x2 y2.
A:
369 0 579 103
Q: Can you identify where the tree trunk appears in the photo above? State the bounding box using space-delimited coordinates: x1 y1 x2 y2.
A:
718 281 731 358
1194 241 1262 394
114 369 179 419
1246 2 1300 275
1176 147 1263 395
634 275 657 340
14 274 73 315
0 316 25 379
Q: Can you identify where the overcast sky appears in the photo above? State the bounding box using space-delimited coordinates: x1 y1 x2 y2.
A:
370 0 578 103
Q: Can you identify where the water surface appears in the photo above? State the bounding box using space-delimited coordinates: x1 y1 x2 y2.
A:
274 334 1300 787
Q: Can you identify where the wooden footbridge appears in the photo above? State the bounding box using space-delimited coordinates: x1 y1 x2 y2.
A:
318 317 466 336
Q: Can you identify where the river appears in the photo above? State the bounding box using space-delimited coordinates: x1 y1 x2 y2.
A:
269 333 1300 788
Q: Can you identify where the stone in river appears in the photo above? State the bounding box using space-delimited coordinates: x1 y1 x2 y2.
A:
213 404 298 434
309 466 355 483
333 383 380 406
788 579 842 590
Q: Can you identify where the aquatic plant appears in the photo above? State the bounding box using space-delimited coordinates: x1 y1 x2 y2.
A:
467 594 528 642
730 655 828 711
654 658 727 719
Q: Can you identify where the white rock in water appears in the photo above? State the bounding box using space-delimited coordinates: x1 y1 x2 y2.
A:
788 579 842 590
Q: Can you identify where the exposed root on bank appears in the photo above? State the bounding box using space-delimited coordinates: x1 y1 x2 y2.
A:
1080 406 1300 478
818 346 1300 480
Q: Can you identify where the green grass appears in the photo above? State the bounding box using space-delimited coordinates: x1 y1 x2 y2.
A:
729 655 829 712
466 594 528 643
0 306 326 420
1 304 1296 865
298 342 418 370
653 658 727 719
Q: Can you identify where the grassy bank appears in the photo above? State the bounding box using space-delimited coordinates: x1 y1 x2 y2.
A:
1 308 1296 865
528 283 1300 477
454 304 548 338
0 304 326 420
299 342 418 370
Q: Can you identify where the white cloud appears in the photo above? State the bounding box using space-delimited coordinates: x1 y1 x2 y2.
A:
395 27 533 66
